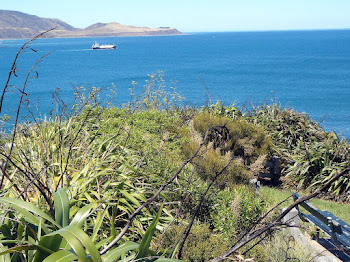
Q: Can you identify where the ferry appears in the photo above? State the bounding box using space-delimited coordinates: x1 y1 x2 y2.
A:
92 42 117 50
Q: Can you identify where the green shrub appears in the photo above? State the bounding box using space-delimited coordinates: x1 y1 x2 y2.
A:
210 185 266 239
179 172 221 223
285 134 350 193
182 112 271 189
192 112 272 164
201 101 243 119
128 72 184 111
250 103 350 195
1 104 189 242
0 189 180 262
182 140 249 187
249 103 327 149
159 223 231 262
249 230 313 262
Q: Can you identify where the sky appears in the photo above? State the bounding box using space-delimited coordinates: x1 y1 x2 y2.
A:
2 0 350 32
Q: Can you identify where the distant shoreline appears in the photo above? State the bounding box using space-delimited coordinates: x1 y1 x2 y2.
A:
187 28 350 34
0 31 183 40
3 28 350 41
0 33 187 42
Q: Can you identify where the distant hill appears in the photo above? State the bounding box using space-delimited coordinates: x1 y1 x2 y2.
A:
59 22 181 38
0 10 181 39
0 10 76 38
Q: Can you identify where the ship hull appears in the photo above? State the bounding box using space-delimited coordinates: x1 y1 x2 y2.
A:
92 46 116 50
92 43 116 50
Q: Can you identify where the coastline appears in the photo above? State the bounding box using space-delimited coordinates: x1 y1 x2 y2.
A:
0 33 187 42
0 32 184 41
3 27 350 41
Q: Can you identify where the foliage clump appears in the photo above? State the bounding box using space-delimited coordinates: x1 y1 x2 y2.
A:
182 112 272 187
250 103 350 195
210 185 266 239
159 223 231 262
128 71 184 111
193 112 272 163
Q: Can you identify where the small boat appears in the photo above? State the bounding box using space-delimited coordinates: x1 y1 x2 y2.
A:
92 42 116 50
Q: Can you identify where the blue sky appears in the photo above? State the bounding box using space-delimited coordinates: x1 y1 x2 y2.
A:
2 0 350 32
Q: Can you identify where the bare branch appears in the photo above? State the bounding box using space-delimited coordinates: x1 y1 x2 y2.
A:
177 156 234 259
0 52 52 190
0 29 54 191
0 28 54 115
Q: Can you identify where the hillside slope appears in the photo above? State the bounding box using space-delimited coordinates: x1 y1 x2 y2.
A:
0 10 75 38
60 22 181 37
0 10 181 39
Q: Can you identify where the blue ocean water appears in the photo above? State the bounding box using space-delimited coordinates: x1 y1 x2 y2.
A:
0 30 349 137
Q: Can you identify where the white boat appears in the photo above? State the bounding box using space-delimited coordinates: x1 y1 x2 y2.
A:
92 42 116 50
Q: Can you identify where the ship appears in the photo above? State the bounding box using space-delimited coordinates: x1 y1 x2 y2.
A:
92 42 117 50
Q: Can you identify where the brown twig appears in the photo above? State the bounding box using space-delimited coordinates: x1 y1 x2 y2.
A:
155 168 196 251
0 29 54 115
177 156 234 259
54 90 100 191
0 29 54 190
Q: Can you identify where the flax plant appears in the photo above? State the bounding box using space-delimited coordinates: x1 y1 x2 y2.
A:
249 103 350 195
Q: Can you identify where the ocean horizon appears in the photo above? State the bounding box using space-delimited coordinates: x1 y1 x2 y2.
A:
0 29 349 138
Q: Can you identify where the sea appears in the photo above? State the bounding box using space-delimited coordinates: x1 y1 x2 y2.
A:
0 30 349 138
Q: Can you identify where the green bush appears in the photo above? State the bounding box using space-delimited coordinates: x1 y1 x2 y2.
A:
249 230 313 262
182 140 249 187
210 185 266 239
250 103 350 195
285 134 350 193
201 101 243 119
159 223 231 262
192 112 272 164
128 72 184 111
249 103 327 149
182 112 271 188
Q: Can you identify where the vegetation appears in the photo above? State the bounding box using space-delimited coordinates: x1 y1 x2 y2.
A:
248 103 350 195
0 35 349 261
261 186 350 224
251 230 313 262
